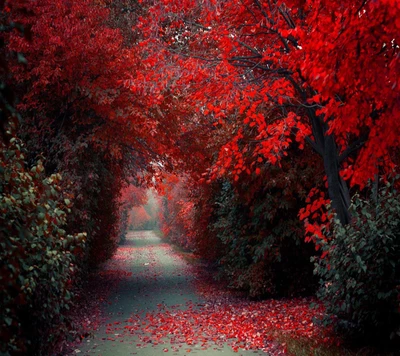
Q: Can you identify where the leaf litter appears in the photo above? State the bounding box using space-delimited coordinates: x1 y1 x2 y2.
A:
68 232 339 355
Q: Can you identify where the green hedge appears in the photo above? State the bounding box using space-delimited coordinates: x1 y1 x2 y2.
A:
314 180 400 340
0 134 85 355
212 180 316 298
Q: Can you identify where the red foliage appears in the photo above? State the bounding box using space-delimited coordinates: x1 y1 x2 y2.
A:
130 206 151 229
158 173 219 257
6 0 400 245
119 185 148 208
137 0 400 227
6 0 194 182
290 0 400 187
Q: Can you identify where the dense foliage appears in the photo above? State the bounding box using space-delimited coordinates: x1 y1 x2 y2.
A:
6 0 143 266
138 0 400 227
160 147 321 297
211 179 316 298
0 132 85 354
314 180 400 340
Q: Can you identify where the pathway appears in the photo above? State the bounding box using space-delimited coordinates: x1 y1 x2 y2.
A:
72 231 266 355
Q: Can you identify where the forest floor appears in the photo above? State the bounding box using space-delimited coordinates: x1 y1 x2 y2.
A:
63 231 348 356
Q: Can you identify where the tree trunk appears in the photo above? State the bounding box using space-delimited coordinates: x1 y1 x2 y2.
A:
308 110 351 226
297 83 353 226
323 134 351 225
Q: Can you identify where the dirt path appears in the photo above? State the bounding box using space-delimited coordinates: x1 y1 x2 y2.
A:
72 231 266 355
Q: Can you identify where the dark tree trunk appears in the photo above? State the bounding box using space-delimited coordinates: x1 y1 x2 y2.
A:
290 77 355 226
307 110 351 226
323 134 351 225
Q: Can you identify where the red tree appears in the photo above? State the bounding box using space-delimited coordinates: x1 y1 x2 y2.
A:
130 206 151 229
137 0 400 227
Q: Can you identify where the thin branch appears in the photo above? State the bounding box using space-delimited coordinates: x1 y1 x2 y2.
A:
254 0 276 25
356 0 369 15
339 135 368 163
278 5 295 29
237 40 262 56
305 135 323 156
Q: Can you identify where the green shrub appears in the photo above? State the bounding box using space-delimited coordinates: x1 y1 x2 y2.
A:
213 180 316 298
314 180 400 340
52 142 123 267
0 134 85 355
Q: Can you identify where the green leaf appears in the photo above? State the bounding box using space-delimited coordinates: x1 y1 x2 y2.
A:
17 53 28 64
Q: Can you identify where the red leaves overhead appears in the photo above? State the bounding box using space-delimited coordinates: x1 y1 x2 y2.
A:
291 0 400 187
7 0 400 245
136 0 400 230
6 0 203 180
119 185 148 207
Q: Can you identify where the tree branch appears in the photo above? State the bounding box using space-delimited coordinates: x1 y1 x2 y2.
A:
339 134 368 163
236 40 262 56
305 135 323 156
